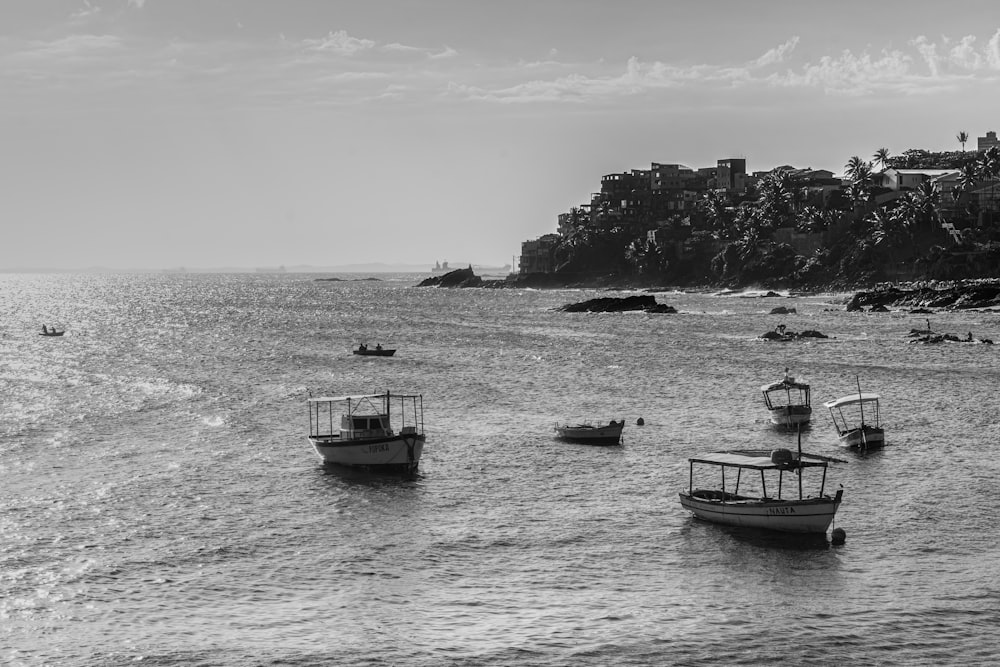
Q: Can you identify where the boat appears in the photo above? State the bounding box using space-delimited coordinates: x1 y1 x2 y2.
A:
431 261 451 273
824 389 884 450
353 344 395 357
39 326 65 337
306 391 425 469
554 420 624 445
679 448 844 534
761 369 812 427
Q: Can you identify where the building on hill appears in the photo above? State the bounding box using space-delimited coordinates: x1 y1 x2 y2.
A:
876 168 960 191
519 233 560 274
977 130 999 152
715 158 747 193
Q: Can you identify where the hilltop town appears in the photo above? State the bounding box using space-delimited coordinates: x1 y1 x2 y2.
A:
513 130 1000 290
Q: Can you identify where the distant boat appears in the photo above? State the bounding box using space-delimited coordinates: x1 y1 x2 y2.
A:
555 420 624 445
679 448 844 534
761 369 812 427
39 325 65 337
353 344 395 357
306 391 425 470
431 261 451 273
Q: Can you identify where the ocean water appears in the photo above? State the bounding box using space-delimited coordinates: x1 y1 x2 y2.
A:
2 273 999 666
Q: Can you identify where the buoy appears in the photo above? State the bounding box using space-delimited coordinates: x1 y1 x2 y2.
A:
636 417 645 426
831 527 846 545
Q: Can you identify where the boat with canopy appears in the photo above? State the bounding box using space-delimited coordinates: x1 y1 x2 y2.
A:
679 446 844 534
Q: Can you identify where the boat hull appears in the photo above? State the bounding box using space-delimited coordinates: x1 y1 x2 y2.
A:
555 424 623 445
767 405 812 426
353 349 395 357
679 491 841 534
309 434 425 468
837 426 885 449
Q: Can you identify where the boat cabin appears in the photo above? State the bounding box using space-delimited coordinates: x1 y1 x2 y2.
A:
824 393 880 434
761 380 811 411
686 449 836 501
308 392 424 441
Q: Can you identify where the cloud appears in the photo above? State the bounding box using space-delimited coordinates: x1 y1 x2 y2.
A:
71 0 101 20
753 37 800 67
303 30 375 55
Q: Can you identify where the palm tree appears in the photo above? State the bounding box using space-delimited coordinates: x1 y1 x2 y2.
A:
913 180 941 230
845 156 868 182
873 147 890 171
957 130 969 152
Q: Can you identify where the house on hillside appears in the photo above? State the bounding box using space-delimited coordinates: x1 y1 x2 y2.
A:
518 234 560 274
876 168 960 191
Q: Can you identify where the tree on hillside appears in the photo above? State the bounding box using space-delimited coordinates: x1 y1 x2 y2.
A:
845 156 870 182
957 130 969 152
873 148 890 171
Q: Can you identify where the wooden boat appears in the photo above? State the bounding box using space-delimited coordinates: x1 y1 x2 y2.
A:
824 391 884 450
679 448 844 534
353 345 395 357
555 420 624 445
307 391 425 469
40 326 65 337
761 370 811 427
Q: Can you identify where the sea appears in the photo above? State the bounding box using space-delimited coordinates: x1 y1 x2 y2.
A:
2 272 999 666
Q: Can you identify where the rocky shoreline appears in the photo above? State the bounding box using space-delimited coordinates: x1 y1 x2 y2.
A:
417 268 1000 312
845 280 1000 311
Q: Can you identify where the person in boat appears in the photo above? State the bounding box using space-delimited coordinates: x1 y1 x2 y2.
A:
42 324 48 334
376 343 382 351
967 331 973 342
359 343 367 351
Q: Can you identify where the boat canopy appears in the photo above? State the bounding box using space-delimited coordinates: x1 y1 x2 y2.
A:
308 392 420 403
823 393 880 409
761 380 810 393
688 449 835 470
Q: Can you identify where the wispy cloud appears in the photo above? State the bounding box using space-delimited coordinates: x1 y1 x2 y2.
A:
303 30 375 55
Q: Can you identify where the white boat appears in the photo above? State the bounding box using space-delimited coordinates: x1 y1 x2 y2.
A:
761 370 811 427
679 448 844 534
555 420 624 445
306 391 425 469
823 392 884 450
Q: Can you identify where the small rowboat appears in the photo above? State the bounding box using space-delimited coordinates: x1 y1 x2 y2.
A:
554 420 624 445
353 346 395 357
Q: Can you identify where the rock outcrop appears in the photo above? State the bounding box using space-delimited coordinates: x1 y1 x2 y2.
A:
558 295 677 313
845 280 1000 311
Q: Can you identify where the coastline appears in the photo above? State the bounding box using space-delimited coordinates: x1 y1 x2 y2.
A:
417 267 1000 310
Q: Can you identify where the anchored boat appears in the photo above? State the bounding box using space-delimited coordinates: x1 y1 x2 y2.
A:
824 392 884 450
761 369 812 427
679 447 844 534
307 391 425 469
554 420 624 445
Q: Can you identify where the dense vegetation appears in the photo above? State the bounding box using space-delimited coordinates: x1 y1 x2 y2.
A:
531 142 1000 289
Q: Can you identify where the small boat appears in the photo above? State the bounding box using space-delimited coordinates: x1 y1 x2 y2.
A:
824 391 884 450
353 344 395 357
40 326 65 337
306 391 425 469
761 369 811 427
679 448 844 534
555 420 624 445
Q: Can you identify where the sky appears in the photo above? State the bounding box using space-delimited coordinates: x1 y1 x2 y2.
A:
2 0 1000 271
